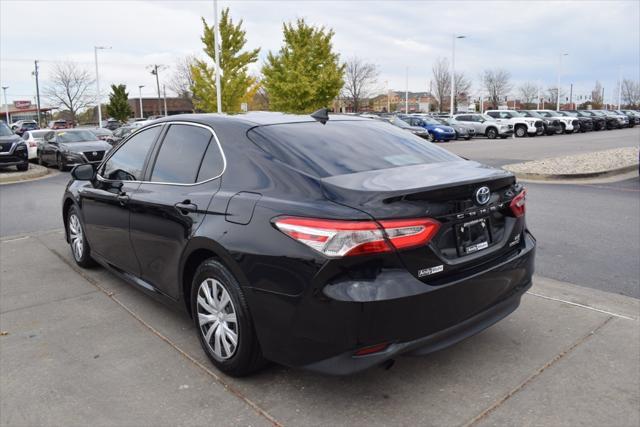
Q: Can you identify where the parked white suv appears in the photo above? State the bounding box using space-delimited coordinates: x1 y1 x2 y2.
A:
485 110 543 137
534 110 579 133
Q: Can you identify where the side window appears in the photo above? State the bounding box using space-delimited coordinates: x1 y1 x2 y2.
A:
150 124 212 184
502 112 512 118
196 137 225 182
101 126 160 181
486 112 499 118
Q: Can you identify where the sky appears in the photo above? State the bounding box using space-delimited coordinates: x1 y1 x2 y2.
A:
1 0 639 108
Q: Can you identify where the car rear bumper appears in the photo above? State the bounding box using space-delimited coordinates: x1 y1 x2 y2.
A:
253 230 536 374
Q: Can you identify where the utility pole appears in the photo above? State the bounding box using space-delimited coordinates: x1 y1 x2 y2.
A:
601 86 605 109
94 46 111 127
2 86 9 124
405 66 409 114
617 66 622 109
163 85 168 116
569 83 573 110
451 35 466 117
385 80 390 112
556 53 568 111
213 0 222 113
149 65 165 116
32 60 42 126
138 85 144 118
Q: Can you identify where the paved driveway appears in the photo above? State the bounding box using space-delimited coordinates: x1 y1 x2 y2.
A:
1 231 638 426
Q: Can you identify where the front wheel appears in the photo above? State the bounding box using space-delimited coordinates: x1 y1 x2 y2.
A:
427 133 435 142
515 125 527 138
192 259 265 377
57 154 67 171
67 206 95 268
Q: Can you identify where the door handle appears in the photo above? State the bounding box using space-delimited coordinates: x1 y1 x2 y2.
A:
175 200 198 215
117 193 130 206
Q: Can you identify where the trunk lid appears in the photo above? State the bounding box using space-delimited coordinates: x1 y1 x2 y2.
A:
321 160 524 281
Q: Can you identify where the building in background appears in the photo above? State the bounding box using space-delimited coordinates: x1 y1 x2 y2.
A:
370 91 437 113
128 97 194 119
0 100 55 125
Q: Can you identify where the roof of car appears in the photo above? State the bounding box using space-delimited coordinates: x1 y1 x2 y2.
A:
150 112 370 128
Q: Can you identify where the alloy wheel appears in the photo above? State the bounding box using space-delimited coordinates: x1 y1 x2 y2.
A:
197 278 239 360
68 214 84 261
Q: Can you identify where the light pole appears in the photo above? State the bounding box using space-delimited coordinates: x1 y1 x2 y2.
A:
451 35 466 117
149 65 166 116
138 85 144 118
213 0 222 113
32 60 42 126
94 46 111 127
617 66 622 109
163 85 168 116
556 52 568 111
405 66 409 114
385 80 390 112
2 86 9 124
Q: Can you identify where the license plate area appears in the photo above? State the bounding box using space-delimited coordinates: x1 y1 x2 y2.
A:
456 218 491 255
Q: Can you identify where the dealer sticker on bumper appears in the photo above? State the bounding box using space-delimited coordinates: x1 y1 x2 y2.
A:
418 265 444 277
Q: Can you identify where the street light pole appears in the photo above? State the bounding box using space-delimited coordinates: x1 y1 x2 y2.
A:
94 46 111 127
213 0 222 113
451 35 466 117
138 85 144 118
617 66 622 109
33 60 42 126
405 66 409 114
2 86 9 124
163 85 168 116
556 53 568 111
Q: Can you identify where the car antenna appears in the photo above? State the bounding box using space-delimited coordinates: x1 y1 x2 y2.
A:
310 108 330 125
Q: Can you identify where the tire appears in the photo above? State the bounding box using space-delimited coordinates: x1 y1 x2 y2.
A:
465 136 472 141
427 133 435 142
191 259 265 377
16 162 28 172
485 127 498 139
37 152 47 166
67 206 96 268
559 123 566 134
514 125 527 138
56 154 67 171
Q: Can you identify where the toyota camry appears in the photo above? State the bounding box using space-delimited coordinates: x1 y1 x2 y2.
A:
62 111 535 376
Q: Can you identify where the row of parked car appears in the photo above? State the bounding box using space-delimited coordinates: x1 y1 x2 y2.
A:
365 109 639 142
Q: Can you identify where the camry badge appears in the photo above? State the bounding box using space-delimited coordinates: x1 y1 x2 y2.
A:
475 186 490 205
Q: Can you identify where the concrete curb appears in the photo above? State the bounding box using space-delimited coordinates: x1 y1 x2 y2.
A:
0 164 53 185
506 163 639 182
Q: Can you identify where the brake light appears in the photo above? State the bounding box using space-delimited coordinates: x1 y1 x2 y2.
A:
274 217 440 257
509 189 526 218
354 342 390 356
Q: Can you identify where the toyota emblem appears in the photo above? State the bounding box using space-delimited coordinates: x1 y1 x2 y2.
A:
475 186 490 205
92 151 97 156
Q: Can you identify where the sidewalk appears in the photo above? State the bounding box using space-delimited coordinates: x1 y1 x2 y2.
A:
1 230 639 427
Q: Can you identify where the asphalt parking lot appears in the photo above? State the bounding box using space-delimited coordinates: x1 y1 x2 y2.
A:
1 127 639 426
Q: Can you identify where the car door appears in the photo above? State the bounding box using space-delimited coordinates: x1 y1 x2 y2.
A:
129 122 224 299
42 132 60 163
79 124 163 275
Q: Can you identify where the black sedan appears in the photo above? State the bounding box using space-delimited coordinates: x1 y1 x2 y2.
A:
38 129 112 171
62 112 535 376
0 121 29 171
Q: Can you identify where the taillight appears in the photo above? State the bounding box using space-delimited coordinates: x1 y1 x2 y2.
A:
273 217 440 257
509 189 526 218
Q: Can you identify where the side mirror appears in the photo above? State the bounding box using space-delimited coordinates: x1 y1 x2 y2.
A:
71 164 95 181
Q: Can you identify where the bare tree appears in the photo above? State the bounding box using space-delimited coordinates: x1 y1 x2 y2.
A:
518 81 539 108
168 55 196 100
341 56 379 112
482 69 512 109
432 57 450 112
44 62 95 123
591 81 603 107
547 86 567 106
621 79 640 107
454 72 471 111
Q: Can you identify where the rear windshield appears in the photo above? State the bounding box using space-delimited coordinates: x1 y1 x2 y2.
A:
247 120 460 178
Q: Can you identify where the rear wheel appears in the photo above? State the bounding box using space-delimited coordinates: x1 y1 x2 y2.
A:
485 127 498 139
192 259 265 377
